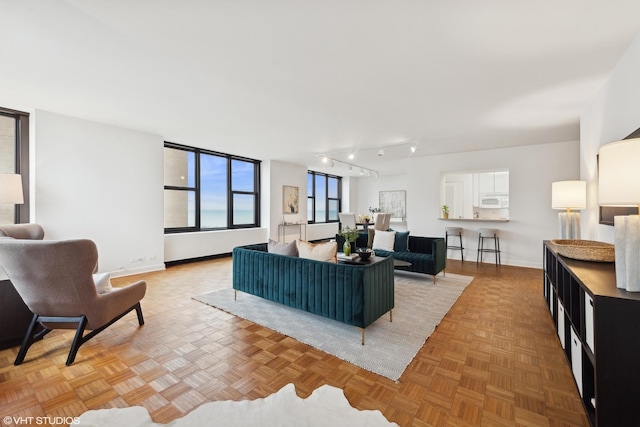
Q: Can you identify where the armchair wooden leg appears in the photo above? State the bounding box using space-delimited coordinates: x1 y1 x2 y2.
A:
66 316 88 366
15 314 39 365
135 303 144 326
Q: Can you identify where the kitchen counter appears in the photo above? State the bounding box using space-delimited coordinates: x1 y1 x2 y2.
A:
438 218 509 222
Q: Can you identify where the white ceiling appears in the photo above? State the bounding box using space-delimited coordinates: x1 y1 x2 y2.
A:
3 0 640 176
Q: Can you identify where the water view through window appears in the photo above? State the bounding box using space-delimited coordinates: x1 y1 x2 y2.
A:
164 143 260 231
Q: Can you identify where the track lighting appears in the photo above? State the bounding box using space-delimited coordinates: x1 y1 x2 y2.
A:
315 154 378 177
377 148 384 157
348 152 355 160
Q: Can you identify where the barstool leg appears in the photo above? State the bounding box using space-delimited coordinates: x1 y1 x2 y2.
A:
459 233 464 262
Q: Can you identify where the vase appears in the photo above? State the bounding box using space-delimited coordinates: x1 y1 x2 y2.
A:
443 213 449 219
343 240 352 256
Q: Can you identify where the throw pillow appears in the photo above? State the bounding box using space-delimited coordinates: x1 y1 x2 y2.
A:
296 240 337 263
372 230 396 252
393 230 410 252
268 239 298 256
93 272 113 294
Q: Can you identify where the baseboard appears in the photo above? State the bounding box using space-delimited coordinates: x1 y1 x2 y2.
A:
110 263 166 278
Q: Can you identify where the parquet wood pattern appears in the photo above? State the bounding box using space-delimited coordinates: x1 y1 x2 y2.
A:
0 258 588 426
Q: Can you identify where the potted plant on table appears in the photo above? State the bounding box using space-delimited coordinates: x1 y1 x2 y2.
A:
442 205 450 219
339 227 359 256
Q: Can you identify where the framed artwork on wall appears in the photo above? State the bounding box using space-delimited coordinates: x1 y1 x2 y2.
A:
283 185 299 214
379 190 406 221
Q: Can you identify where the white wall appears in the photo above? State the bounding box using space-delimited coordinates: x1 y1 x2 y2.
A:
355 141 579 268
164 228 268 262
33 110 165 277
355 174 409 231
580 32 640 243
268 160 339 242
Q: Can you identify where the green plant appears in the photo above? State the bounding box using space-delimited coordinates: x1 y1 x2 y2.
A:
442 205 449 214
339 226 359 242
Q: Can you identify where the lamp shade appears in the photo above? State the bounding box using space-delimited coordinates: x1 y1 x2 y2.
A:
598 138 640 206
0 173 24 204
552 180 586 210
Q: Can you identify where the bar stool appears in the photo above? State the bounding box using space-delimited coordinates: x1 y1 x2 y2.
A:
445 227 464 262
477 228 501 266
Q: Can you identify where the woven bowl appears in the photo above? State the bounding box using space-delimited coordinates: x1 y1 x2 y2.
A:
551 239 615 262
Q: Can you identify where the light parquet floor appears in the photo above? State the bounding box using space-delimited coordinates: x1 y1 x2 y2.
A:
0 258 588 426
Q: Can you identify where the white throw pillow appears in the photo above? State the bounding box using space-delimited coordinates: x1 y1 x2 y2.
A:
93 272 113 294
296 240 337 263
372 230 396 252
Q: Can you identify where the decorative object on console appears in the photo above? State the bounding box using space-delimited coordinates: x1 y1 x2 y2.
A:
598 138 640 291
552 180 586 239
550 239 614 262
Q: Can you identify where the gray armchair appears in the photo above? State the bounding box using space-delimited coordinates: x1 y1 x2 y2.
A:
0 238 146 365
0 223 45 240
0 223 45 350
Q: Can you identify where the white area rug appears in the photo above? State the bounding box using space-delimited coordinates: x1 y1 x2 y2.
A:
77 383 398 426
194 272 473 381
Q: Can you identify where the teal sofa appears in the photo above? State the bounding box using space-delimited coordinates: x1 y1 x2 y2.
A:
232 243 394 341
336 233 446 283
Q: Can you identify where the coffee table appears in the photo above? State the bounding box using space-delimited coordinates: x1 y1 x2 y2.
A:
338 254 412 269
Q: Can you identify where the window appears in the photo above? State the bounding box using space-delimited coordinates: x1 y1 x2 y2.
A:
0 107 29 224
164 142 260 232
307 171 341 223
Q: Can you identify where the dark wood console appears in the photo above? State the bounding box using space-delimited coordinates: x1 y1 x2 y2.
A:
543 241 640 426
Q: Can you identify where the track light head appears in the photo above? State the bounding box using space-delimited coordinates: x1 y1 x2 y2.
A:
377 148 384 157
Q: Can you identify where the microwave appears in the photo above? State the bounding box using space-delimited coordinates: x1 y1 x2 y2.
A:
480 195 508 208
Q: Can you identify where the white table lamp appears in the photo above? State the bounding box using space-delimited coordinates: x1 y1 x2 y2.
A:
552 180 586 239
0 173 24 204
598 138 640 291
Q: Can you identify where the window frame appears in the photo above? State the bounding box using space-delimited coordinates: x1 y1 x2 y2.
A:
164 142 261 233
0 107 29 224
307 170 342 224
